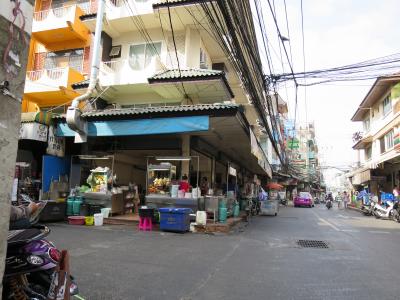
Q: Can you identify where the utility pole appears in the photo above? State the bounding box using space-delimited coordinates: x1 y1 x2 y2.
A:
0 0 32 292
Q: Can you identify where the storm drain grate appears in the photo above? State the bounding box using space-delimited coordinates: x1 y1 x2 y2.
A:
297 240 329 249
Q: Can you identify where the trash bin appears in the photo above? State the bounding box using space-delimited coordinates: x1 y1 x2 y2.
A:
260 200 279 216
159 208 192 232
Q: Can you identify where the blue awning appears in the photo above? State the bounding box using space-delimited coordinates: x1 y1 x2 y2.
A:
56 115 209 137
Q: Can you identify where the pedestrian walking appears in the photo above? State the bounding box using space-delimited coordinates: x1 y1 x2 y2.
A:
343 191 350 209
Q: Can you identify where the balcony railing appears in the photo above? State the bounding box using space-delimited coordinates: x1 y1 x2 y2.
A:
24 67 84 96
27 68 67 82
33 5 75 22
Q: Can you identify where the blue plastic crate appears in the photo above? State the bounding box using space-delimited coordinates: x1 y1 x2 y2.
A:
159 208 192 232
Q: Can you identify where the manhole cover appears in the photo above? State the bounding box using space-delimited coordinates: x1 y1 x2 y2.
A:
297 240 329 249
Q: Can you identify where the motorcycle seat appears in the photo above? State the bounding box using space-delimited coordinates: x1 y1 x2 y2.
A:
7 226 49 246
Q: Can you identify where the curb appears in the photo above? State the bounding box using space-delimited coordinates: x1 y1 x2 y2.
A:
347 206 362 213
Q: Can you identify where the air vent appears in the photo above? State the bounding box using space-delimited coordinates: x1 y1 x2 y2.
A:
297 240 329 249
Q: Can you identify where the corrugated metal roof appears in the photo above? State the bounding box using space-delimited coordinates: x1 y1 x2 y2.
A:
148 69 223 81
52 103 240 119
83 103 239 118
153 0 194 8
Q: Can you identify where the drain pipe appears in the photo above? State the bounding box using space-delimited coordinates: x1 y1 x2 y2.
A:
66 0 106 143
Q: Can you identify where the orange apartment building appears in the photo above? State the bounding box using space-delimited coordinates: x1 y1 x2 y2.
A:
22 0 95 113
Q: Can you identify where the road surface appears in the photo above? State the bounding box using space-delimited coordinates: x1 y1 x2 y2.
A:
49 205 400 299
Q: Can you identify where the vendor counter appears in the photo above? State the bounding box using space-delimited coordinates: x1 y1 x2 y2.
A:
145 194 204 212
83 191 124 215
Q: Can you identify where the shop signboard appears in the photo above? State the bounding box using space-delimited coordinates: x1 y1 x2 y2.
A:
47 125 65 157
288 138 299 149
19 122 48 142
352 169 371 185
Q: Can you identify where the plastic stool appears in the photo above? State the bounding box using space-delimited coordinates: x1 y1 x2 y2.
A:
139 216 152 231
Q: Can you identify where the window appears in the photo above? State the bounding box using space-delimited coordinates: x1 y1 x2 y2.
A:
363 117 370 132
44 49 84 71
365 146 372 160
385 130 394 150
383 95 392 116
129 42 161 70
380 137 385 153
200 48 208 69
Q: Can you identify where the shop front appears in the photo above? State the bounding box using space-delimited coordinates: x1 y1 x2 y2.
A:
46 104 273 226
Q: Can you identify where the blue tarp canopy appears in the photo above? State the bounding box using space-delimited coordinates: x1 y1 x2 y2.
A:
56 115 209 137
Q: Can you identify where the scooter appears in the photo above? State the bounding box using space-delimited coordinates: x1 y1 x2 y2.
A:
361 201 376 216
391 202 400 222
326 199 332 209
3 200 79 299
373 201 394 219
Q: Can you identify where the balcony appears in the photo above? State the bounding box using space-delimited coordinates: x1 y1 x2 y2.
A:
32 5 90 48
82 0 173 37
100 58 164 86
24 67 85 106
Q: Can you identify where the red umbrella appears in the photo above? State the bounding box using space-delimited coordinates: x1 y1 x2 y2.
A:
266 182 284 190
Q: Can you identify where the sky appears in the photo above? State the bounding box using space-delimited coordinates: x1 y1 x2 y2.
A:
255 0 400 177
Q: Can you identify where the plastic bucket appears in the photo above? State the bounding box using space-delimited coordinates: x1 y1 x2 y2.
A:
94 213 103 226
101 208 111 218
196 211 207 226
85 216 94 226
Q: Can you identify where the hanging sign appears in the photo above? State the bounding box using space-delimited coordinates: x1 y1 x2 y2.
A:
19 122 48 142
229 166 237 177
47 125 65 157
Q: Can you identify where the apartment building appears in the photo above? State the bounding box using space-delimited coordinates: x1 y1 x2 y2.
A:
286 122 322 192
22 0 95 113
349 75 400 194
18 0 286 199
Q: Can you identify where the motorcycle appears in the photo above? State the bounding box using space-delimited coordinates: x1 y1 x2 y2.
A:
3 199 79 299
391 202 400 222
361 201 376 216
373 201 394 219
326 200 332 209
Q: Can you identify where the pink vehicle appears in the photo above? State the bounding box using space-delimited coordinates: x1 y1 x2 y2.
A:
294 192 314 208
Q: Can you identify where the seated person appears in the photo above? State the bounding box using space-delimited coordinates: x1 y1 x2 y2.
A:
10 202 39 229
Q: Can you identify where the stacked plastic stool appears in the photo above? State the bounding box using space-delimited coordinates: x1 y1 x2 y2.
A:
138 207 154 231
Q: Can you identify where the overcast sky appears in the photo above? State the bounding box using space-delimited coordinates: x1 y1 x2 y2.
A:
255 0 399 178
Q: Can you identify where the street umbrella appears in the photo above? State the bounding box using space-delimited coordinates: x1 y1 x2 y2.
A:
266 182 284 190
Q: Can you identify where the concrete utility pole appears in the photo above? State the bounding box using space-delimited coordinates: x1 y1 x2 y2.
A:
0 0 32 292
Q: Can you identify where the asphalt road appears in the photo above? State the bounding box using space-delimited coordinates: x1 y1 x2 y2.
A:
48 205 400 300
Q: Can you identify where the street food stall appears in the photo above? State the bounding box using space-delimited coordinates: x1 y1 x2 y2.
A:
70 155 124 215
145 156 201 211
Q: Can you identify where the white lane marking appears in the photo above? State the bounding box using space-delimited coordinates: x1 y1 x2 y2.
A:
368 230 391 234
340 229 360 233
338 214 350 219
311 210 340 231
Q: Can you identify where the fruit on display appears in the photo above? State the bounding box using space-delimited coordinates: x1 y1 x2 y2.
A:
153 177 171 187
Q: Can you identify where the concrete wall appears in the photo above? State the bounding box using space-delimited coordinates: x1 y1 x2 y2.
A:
0 0 33 292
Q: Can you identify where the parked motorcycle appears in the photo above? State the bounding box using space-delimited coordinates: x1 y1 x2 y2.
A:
280 198 287 206
361 201 376 216
3 199 79 299
373 201 394 219
391 202 400 222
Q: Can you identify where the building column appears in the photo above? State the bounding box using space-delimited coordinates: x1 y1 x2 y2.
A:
181 135 190 178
